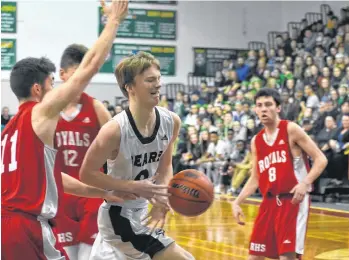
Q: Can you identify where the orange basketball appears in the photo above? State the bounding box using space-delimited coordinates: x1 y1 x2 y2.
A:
168 169 214 217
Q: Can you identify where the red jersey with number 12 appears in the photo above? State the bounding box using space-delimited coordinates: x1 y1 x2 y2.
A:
55 93 100 179
255 120 310 196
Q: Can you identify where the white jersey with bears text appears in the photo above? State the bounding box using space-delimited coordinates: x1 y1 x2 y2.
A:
107 106 174 209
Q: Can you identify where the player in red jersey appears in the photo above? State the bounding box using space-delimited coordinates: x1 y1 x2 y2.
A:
233 88 328 260
53 44 111 260
1 1 169 259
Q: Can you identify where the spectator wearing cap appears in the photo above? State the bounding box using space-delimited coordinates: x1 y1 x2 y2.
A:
190 90 205 106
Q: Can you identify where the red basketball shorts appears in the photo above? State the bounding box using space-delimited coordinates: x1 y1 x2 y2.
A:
249 194 310 259
1 210 64 260
54 195 102 247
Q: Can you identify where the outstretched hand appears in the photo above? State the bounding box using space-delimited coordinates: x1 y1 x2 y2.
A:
133 179 171 208
100 0 128 23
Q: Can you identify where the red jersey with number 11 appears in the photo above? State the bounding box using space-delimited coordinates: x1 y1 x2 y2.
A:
1 102 64 219
254 120 310 197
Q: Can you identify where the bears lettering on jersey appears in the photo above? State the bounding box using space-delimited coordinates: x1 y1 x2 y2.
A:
258 150 287 173
131 151 163 167
56 131 90 148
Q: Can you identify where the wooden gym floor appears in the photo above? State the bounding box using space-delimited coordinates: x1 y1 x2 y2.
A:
164 196 349 260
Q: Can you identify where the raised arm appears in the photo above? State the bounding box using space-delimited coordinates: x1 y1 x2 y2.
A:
36 0 128 119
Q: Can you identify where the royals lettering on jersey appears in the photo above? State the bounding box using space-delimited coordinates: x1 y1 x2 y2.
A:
258 150 287 173
55 93 100 179
55 131 90 148
255 120 309 196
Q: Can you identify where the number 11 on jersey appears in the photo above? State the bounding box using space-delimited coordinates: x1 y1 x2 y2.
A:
1 130 18 174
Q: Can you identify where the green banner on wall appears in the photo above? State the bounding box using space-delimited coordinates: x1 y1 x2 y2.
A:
193 47 249 77
130 0 177 5
1 2 17 33
99 8 176 40
1 39 16 70
101 43 176 76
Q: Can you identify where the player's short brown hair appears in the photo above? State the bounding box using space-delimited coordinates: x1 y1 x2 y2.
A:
114 51 160 98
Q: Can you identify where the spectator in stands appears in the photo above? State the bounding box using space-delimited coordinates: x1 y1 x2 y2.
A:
198 130 226 192
340 66 349 85
235 57 250 81
316 115 338 150
158 94 169 109
332 66 344 89
184 104 199 126
318 77 331 100
304 29 317 51
229 142 252 195
280 90 299 121
305 85 320 110
1 106 11 127
181 133 202 170
173 91 186 120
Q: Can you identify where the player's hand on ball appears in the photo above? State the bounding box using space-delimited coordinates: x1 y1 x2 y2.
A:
100 0 128 23
290 182 308 204
133 179 171 202
103 190 138 202
141 206 169 233
232 201 245 225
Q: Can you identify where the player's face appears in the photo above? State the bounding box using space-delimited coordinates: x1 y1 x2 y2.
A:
255 96 281 125
60 65 78 82
132 64 161 107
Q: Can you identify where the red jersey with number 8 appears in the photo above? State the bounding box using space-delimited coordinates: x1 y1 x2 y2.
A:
255 120 310 196
1 101 64 219
55 92 100 179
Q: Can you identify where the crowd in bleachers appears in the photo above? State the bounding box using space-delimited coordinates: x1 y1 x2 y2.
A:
2 6 349 200
163 6 349 198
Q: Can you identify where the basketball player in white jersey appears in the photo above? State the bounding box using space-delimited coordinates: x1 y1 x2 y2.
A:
80 51 195 260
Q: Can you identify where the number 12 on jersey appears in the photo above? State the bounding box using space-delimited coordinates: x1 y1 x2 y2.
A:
1 130 18 174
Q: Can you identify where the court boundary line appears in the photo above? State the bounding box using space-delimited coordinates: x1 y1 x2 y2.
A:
217 195 349 218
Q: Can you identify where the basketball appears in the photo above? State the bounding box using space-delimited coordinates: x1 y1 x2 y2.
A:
168 169 214 217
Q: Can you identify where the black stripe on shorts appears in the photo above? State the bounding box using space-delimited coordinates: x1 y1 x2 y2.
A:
108 205 165 258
